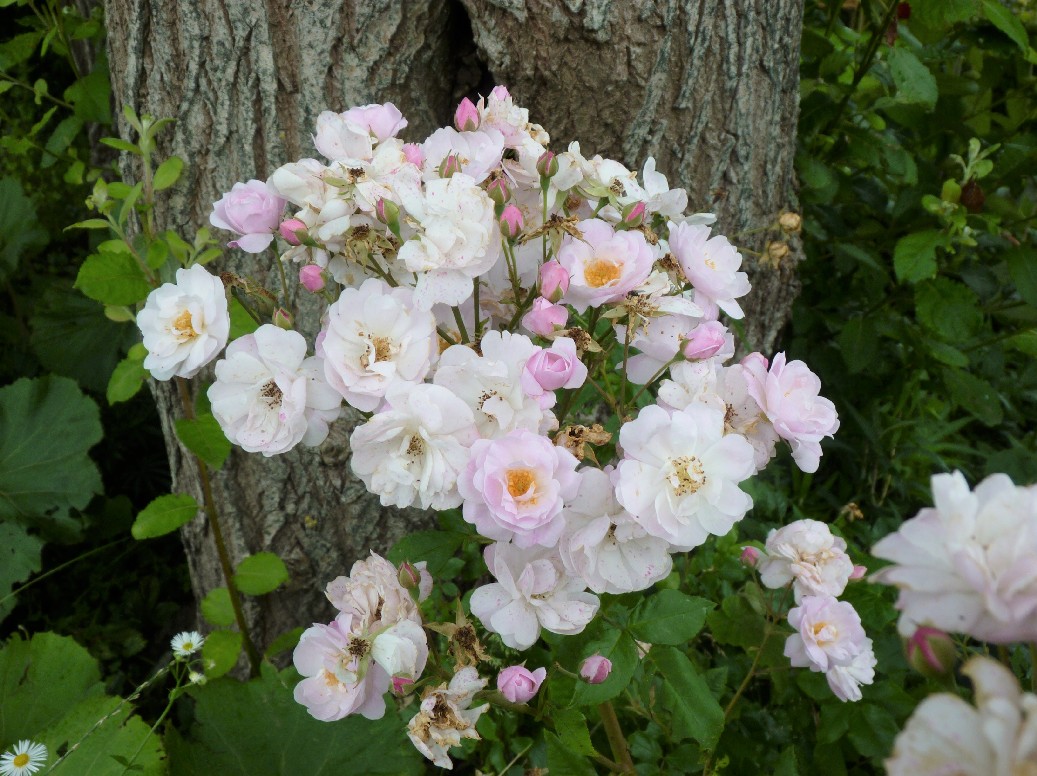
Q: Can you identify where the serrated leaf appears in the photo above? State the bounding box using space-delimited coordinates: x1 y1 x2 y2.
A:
980 0 1029 50
887 48 938 110
1007 247 1037 308
64 68 111 124
145 239 169 269
893 230 943 283
0 522 44 622
131 493 199 539
0 177 48 282
234 552 289 595
942 367 1003 426
107 355 147 404
545 731 597 776
175 413 232 469
651 646 724 750
0 31 42 70
42 115 83 167
201 587 235 626
0 377 101 537
75 250 153 305
201 630 242 679
628 590 714 645
915 278 983 341
153 156 184 190
552 708 597 757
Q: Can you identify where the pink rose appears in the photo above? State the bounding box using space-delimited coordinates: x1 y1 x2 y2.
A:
742 352 839 473
557 219 655 312
209 180 285 253
520 338 587 409
579 654 612 684
521 297 568 337
496 665 546 703
342 102 408 141
458 429 581 548
682 320 727 360
539 260 570 303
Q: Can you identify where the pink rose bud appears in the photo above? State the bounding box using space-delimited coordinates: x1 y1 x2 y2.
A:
398 561 421 593
523 341 587 392
375 197 401 237
536 150 559 179
391 676 415 696
299 265 325 293
454 97 481 132
740 546 760 567
490 84 510 100
278 218 307 246
849 564 867 581
619 201 646 229
521 297 568 337
539 260 570 303
499 204 524 239
438 153 462 178
402 143 424 166
497 665 546 703
486 177 511 206
579 654 612 684
683 321 727 360
272 307 294 330
906 627 956 680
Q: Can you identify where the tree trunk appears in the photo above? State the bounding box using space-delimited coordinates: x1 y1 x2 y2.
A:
103 0 803 649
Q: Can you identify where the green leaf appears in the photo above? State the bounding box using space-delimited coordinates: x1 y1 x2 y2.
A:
31 282 139 393
887 48 939 110
175 413 232 470
0 522 44 622
0 377 102 536
75 250 153 305
201 587 236 626
552 708 598 757
628 589 714 645
264 627 304 658
107 355 147 404
131 493 199 539
1007 247 1037 308
65 69 111 124
838 317 879 373
234 552 289 595
387 529 467 577
228 296 260 340
201 629 242 679
911 0 979 28
0 177 48 282
651 646 724 750
145 239 169 269
893 230 943 284
0 32 42 70
1007 330 1037 357
942 368 1003 426
915 278 984 341
545 731 597 776
42 115 83 167
980 0 1029 50
847 704 900 759
153 156 184 190
100 137 141 154
707 594 767 649
165 665 422 773
68 218 111 230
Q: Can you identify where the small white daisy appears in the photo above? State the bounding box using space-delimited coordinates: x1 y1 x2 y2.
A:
1 740 48 776
170 631 205 659
188 670 207 686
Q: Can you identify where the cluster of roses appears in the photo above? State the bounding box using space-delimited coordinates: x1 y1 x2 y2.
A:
135 88 843 767
746 520 875 702
870 472 1037 773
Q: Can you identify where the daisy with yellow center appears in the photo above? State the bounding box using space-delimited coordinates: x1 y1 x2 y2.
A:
0 740 48 776
171 630 206 659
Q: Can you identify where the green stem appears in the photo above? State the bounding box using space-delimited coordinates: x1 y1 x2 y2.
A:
0 71 75 109
451 306 470 344
0 538 127 608
598 701 636 774
176 377 262 677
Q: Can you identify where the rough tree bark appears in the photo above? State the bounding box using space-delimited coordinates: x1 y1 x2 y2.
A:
102 0 804 649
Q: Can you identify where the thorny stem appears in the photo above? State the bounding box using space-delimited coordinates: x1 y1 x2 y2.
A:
176 377 262 677
598 701 636 774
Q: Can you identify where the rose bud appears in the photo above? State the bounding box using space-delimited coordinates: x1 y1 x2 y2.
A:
522 297 568 337
278 217 307 246
740 546 760 567
454 97 480 132
579 654 612 684
299 265 325 293
536 150 559 179
682 321 727 360
497 665 546 703
438 153 462 178
499 203 524 239
906 627 956 680
486 176 511 207
619 201 646 229
539 260 570 303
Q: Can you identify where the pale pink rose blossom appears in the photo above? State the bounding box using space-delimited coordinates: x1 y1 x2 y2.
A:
872 471 1037 643
342 102 408 141
521 297 568 337
614 313 698 385
785 595 868 673
402 143 424 166
642 157 688 218
470 543 599 650
520 338 588 409
313 111 373 161
136 264 229 381
496 665 546 703
758 519 855 601
325 552 422 628
741 352 839 473
208 326 341 456
559 466 672 594
458 429 580 547
209 179 286 253
667 221 750 319
421 126 505 183
825 645 877 702
557 219 655 312
682 320 728 360
349 383 478 510
407 667 489 769
614 403 756 551
580 654 612 684
886 656 1037 775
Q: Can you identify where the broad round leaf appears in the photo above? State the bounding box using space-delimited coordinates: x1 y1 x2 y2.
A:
131 493 199 539
233 552 289 595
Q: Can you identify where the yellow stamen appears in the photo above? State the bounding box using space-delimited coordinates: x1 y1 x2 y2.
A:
172 309 196 341
13 754 29 767
584 258 622 288
506 469 536 499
